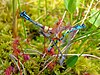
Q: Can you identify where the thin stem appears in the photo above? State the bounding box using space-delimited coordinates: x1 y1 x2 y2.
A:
24 53 100 60
18 0 21 12
9 54 20 71
52 40 63 56
62 42 72 53
70 13 73 25
10 54 26 75
25 49 43 55
38 58 55 75
94 0 100 9
12 0 17 38
45 0 47 15
43 56 54 66
53 54 100 60
18 0 27 39
22 19 27 38
38 0 40 17
81 0 94 24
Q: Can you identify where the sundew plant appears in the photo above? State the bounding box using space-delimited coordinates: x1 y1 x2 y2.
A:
0 0 100 75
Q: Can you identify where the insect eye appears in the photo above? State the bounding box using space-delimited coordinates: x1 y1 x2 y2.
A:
82 24 86 28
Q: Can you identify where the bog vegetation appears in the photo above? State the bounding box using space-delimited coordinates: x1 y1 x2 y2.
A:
0 0 100 75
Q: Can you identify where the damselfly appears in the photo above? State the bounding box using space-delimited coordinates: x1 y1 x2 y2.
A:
20 11 44 29
48 24 86 51
20 11 53 38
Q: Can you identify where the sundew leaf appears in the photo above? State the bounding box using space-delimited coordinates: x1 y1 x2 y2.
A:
89 9 100 27
64 0 77 13
66 55 78 67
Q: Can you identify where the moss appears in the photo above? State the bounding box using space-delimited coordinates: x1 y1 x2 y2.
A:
0 0 100 75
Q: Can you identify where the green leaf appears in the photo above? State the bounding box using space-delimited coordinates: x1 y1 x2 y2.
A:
66 55 78 67
64 0 77 13
64 0 70 10
89 9 100 27
76 0 81 8
68 0 77 13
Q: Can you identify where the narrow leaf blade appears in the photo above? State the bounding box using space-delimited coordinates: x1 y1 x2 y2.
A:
89 11 100 27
